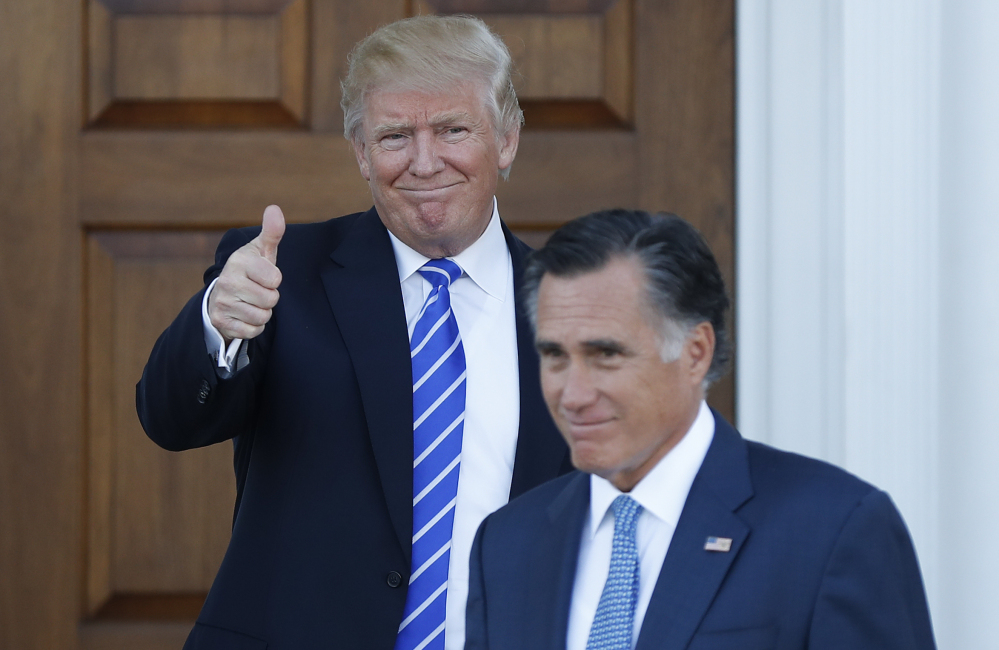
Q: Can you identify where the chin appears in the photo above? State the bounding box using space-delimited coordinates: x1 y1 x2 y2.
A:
413 202 452 226
568 448 609 477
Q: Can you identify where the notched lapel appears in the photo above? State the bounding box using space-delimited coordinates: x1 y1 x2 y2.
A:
635 416 754 650
322 209 414 557
530 474 590 650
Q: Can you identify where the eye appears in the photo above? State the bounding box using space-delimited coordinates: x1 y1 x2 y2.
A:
593 343 622 357
442 126 468 139
585 341 628 365
536 342 564 359
378 133 407 150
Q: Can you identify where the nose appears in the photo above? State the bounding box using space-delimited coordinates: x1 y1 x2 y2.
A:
558 363 599 413
409 131 444 177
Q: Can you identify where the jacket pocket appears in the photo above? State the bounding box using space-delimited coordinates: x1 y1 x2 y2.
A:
184 622 268 650
687 624 777 650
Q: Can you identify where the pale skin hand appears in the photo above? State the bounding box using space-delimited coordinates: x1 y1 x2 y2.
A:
208 204 286 343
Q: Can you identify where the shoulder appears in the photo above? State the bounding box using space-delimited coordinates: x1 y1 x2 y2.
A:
499 220 533 267
478 471 586 546
707 414 885 534
215 210 370 263
498 470 583 516
278 210 368 254
744 439 877 505
710 412 876 506
732 435 895 550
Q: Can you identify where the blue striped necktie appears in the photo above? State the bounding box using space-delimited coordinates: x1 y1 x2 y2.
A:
586 495 643 650
395 259 466 650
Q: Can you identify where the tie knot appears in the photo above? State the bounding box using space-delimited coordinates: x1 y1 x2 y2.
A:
418 259 462 289
610 494 642 535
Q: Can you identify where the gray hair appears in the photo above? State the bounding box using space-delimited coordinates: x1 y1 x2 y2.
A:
523 209 731 387
340 15 523 178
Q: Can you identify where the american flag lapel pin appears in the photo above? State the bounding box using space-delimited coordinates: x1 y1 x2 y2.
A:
704 536 732 552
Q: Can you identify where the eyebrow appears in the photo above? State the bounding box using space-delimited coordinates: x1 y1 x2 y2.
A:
535 340 563 354
535 339 631 355
581 339 629 355
369 111 477 140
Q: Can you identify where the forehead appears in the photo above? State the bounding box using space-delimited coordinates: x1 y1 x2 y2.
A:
535 258 655 342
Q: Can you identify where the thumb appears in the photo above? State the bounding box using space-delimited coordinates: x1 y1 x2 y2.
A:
257 204 285 263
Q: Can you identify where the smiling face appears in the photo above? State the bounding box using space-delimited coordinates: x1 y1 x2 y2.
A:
352 82 519 258
535 257 714 492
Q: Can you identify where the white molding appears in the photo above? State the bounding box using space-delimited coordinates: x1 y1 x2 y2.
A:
736 0 942 633
736 1 846 463
839 0 941 603
734 0 772 444
936 3 999 646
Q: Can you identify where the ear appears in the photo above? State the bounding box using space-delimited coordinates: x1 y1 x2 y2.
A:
352 137 371 181
683 322 716 387
497 123 520 172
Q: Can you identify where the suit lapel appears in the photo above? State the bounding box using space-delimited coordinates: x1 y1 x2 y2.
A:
504 225 570 499
528 473 590 650
635 414 754 650
322 209 414 556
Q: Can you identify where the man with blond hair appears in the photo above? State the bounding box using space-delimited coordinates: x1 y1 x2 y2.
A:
137 15 569 650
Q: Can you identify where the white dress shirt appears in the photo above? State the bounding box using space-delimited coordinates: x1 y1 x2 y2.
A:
565 401 715 650
202 200 521 650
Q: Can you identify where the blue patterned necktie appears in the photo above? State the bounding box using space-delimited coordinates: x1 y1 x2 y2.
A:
395 259 467 650
586 495 644 650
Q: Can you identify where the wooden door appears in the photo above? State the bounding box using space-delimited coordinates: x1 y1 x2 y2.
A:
0 0 733 647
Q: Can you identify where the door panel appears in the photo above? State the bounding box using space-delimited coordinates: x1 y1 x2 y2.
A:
87 0 308 127
85 232 233 620
0 0 733 646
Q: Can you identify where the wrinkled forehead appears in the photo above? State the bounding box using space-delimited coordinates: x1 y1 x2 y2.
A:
535 259 651 333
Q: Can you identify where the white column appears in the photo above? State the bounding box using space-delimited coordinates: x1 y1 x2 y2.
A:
937 3 999 647
737 0 942 633
737 0 847 463
839 0 941 607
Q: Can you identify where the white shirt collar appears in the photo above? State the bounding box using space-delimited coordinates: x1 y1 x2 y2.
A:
386 198 507 301
588 400 715 538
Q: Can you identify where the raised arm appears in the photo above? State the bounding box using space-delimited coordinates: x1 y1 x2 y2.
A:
136 206 285 452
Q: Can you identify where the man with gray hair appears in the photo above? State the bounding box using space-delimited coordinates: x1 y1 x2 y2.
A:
466 209 935 649
136 15 569 650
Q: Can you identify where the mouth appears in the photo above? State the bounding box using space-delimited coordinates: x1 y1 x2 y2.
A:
398 183 459 195
562 416 615 438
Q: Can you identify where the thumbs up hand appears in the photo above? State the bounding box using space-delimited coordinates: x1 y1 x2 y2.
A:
209 205 286 342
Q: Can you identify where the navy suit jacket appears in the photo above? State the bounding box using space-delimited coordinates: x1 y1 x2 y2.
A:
136 208 570 649
466 412 935 650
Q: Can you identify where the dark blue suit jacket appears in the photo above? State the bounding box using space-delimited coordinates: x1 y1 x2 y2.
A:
466 412 935 650
136 208 570 649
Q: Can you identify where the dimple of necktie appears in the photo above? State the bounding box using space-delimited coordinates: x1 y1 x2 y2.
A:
585 495 643 650
395 259 466 650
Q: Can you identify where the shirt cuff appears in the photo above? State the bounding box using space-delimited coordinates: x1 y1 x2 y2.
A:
202 277 244 374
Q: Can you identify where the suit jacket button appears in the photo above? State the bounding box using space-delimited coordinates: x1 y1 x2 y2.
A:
387 571 403 588
197 380 211 404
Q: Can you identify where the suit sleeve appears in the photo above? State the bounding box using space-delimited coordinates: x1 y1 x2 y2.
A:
135 226 268 452
809 489 936 649
465 517 491 650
